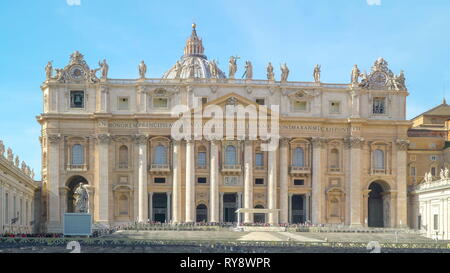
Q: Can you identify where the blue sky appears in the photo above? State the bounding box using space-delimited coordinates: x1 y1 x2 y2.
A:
1 0 450 179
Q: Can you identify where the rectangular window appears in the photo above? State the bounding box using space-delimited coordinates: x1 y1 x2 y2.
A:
256 99 265 105
372 97 386 114
329 101 341 114
255 153 264 167
431 155 438 161
418 215 422 230
293 101 307 111
201 97 208 105
294 179 304 186
410 166 416 176
118 97 129 110
434 214 439 230
197 152 207 167
70 91 85 108
154 177 166 184
255 178 264 185
153 98 168 108
197 177 207 184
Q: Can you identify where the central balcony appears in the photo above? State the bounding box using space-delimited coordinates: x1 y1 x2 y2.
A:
221 164 242 175
289 165 311 177
66 164 88 171
149 163 171 174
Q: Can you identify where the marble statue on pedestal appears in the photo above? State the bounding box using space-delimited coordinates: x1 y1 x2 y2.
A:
313 64 321 83
74 183 89 213
45 61 53 80
280 63 289 82
228 56 238 79
267 62 274 81
0 141 4 157
138 61 147 79
99 59 109 79
351 64 360 84
7 148 13 162
243 61 253 79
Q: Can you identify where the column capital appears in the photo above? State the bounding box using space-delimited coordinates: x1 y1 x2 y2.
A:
280 137 290 146
95 133 112 144
395 139 410 151
134 134 149 145
47 134 62 144
344 136 365 149
311 137 327 148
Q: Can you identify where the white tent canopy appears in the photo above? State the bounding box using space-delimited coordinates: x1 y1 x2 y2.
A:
234 208 280 227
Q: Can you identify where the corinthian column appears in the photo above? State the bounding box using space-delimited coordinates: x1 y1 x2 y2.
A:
185 139 195 223
279 138 289 224
311 137 326 224
344 136 364 226
243 140 253 223
396 139 409 228
267 142 278 225
47 134 61 232
136 134 148 223
172 140 182 223
209 140 220 223
96 134 111 224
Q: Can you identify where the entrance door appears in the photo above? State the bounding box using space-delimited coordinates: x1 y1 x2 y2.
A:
254 205 266 223
152 193 167 222
368 182 384 227
292 195 305 224
223 193 237 222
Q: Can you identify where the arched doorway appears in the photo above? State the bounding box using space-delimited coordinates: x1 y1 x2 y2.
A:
66 175 89 213
254 205 266 223
368 181 389 227
196 204 207 222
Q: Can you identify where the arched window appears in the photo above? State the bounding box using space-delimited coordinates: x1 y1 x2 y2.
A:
119 145 128 168
293 147 304 167
330 148 339 169
154 145 167 165
119 194 129 216
197 146 207 168
71 144 84 165
373 149 385 170
225 145 237 165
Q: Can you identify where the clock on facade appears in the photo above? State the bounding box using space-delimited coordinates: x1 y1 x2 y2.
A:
69 65 85 80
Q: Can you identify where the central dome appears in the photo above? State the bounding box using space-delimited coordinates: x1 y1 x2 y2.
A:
162 24 226 79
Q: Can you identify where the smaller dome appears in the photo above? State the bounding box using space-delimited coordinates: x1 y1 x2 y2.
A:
162 24 226 79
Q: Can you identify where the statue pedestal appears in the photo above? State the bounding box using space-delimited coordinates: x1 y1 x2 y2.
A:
63 213 92 236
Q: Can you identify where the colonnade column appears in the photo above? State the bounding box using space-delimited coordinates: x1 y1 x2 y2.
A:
136 134 148 223
96 134 111 224
243 140 253 223
185 139 195 223
172 140 182 223
166 192 171 222
148 192 153 222
0 182 4 234
267 143 278 225
396 139 409 228
344 136 364 226
209 140 220 223
47 134 62 232
311 137 325 224
279 138 289 224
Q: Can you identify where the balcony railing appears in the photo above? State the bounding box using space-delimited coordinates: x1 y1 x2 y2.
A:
66 164 87 171
328 167 341 173
370 169 391 175
254 165 265 171
221 164 242 174
118 162 129 169
289 165 311 176
149 164 170 173
196 165 208 170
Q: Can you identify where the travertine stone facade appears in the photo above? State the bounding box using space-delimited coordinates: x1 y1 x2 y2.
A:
0 141 39 234
38 25 410 232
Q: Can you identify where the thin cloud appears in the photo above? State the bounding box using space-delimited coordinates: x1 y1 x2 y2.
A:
367 0 381 6
66 0 81 6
